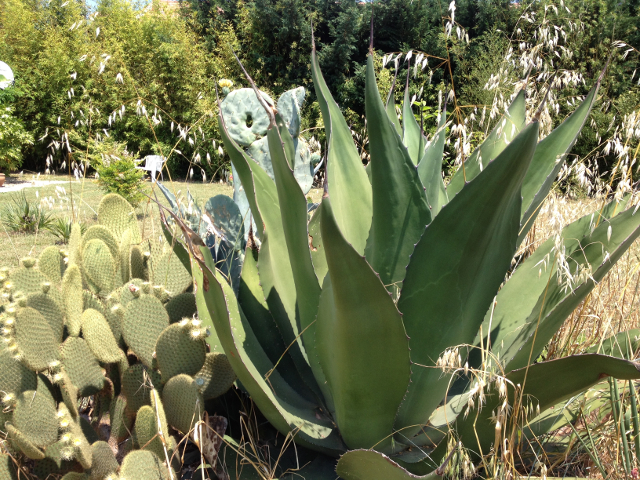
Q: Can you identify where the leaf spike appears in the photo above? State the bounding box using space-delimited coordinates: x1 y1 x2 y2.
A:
533 71 557 122
229 47 276 128
311 18 315 51
368 5 374 55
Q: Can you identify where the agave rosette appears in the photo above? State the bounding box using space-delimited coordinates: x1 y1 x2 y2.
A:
186 44 640 479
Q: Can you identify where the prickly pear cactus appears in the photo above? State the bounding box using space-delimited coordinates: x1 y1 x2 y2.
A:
0 193 235 478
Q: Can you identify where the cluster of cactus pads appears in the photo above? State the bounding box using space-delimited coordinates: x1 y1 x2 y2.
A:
0 193 236 480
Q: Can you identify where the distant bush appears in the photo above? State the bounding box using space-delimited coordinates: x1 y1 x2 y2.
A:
0 106 32 173
96 157 147 208
1 191 53 232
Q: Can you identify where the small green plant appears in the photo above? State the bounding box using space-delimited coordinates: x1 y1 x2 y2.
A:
96 157 147 207
46 217 87 243
1 191 53 233
0 106 32 173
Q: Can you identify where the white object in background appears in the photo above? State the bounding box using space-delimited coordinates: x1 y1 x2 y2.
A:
0 61 14 89
135 155 166 183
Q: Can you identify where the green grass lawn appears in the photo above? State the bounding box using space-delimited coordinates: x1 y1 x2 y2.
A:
0 175 234 268
0 174 324 269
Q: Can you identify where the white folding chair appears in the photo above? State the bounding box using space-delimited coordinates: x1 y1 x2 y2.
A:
135 155 166 183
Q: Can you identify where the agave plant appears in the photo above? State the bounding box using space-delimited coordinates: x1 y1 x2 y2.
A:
178 40 640 479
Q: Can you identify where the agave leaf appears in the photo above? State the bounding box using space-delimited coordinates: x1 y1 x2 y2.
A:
447 90 526 199
337 450 442 480
237 246 310 395
455 354 640 457
316 197 410 450
403 80 424 165
395 121 540 438
219 113 321 397
499 205 640 372
386 84 402 137
267 116 330 403
311 47 372 254
473 197 626 370
417 107 448 217
193 246 345 455
518 77 604 245
364 55 432 290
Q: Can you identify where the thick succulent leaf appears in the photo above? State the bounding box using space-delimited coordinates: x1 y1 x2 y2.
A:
403 81 423 165
386 86 402 137
454 354 640 457
193 246 345 455
220 111 321 396
474 197 625 369
309 203 328 283
417 108 448 217
311 47 372 254
219 115 264 239
236 246 311 396
316 197 411 450
395 122 539 438
267 117 328 402
447 91 526 199
337 450 441 480
364 55 432 290
519 77 603 244
500 204 640 372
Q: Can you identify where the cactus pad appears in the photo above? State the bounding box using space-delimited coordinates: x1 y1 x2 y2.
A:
130 245 148 280
6 423 46 460
81 225 120 262
155 323 206 383
9 266 48 296
38 246 65 284
0 455 18 480
220 88 274 146
165 292 197 323
12 388 58 448
81 309 123 364
195 352 237 400
120 450 169 480
150 250 192 296
109 395 133 443
62 265 83 337
121 364 162 415
162 374 204 434
122 294 169 368
14 306 60 371
61 337 105 396
0 346 37 404
59 372 80 420
61 473 89 480
82 239 117 294
26 291 64 342
67 223 83 267
133 405 165 459
84 291 122 345
97 193 141 243
120 228 132 283
89 441 119 480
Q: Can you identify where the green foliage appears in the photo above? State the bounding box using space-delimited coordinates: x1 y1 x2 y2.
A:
46 218 87 244
0 193 235 477
189 50 640 479
96 156 147 207
0 106 32 172
0 191 54 233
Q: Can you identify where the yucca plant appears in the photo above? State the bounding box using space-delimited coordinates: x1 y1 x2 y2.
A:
179 38 640 479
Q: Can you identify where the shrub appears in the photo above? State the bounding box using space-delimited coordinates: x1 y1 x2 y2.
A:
96 157 147 208
0 106 32 173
